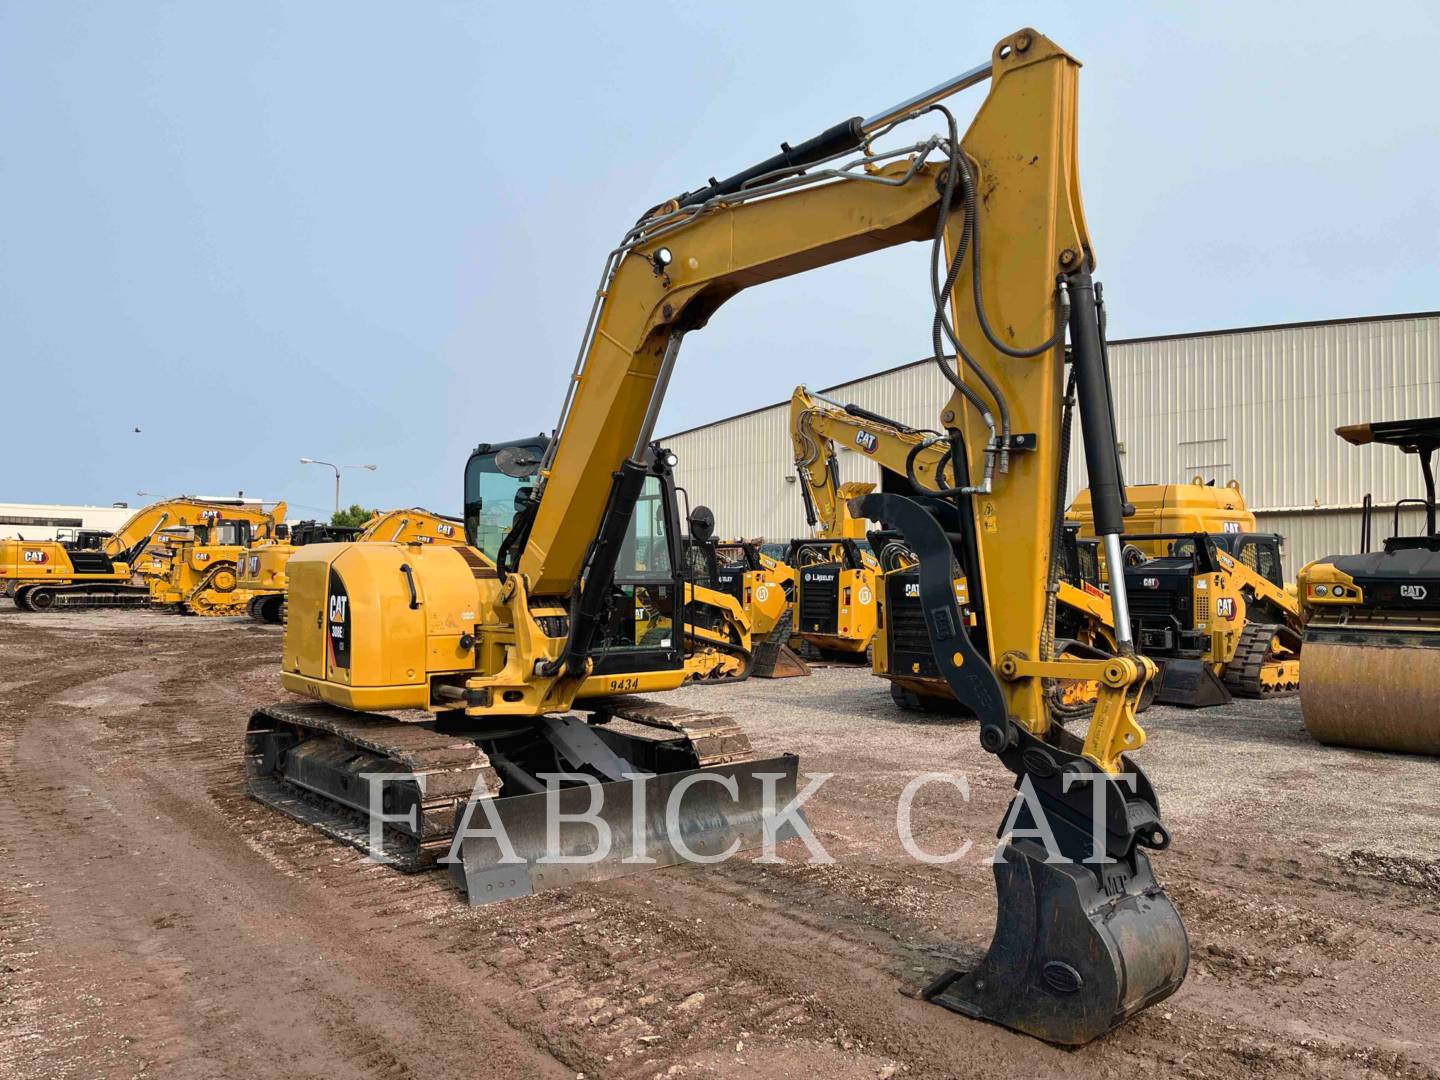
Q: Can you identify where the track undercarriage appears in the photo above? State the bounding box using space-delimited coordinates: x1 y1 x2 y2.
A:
11 581 151 611
245 695 800 904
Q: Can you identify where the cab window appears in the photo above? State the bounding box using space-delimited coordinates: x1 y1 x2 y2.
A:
464 452 533 561
1237 538 1284 587
616 477 673 581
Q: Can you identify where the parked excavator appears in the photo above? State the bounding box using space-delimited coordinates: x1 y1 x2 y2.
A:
239 509 462 624
1299 417 1440 755
244 29 1186 1044
790 384 1123 714
144 502 290 615
1 497 282 611
1069 481 1303 706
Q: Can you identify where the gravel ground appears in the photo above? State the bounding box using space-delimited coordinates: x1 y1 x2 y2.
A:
3 605 1439 1079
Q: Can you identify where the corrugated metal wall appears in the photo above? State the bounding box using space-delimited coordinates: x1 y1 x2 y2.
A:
666 313 1440 572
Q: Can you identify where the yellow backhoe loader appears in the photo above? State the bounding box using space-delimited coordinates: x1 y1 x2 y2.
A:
1299 417 1440 755
1070 481 1303 706
790 384 1127 714
244 30 1185 1044
788 404 882 661
1 497 279 611
144 502 289 616
239 509 464 624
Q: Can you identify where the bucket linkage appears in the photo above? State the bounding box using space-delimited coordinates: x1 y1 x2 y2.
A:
859 490 1189 1045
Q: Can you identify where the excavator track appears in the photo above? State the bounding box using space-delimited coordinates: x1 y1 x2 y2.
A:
245 700 503 871
1222 621 1301 698
581 695 756 765
246 695 770 877
12 582 150 611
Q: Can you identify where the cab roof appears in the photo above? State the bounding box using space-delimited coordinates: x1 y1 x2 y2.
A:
1336 417 1440 454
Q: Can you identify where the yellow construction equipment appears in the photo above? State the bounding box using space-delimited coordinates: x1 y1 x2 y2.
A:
1299 418 1440 755
1071 478 1254 562
144 502 289 616
238 509 464 624
788 398 882 660
790 384 1127 714
244 30 1185 1044
1070 481 1303 706
1 497 279 611
681 510 807 678
238 520 364 623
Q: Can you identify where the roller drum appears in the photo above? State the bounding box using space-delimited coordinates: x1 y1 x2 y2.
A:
1301 637 1440 756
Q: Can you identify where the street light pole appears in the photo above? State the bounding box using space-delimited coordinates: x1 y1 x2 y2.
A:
299 458 378 516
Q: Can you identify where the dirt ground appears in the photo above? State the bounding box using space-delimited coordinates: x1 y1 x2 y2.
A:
2 607 1438 1080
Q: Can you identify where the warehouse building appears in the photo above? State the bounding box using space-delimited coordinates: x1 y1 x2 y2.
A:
0 502 137 542
665 311 1439 573
0 496 271 542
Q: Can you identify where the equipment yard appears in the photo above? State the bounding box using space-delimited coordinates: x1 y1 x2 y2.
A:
4 607 1437 1080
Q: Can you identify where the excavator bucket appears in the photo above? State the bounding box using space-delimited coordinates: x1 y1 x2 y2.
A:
925 839 1188 1046
750 640 811 679
1150 659 1232 708
1301 637 1440 755
449 753 804 903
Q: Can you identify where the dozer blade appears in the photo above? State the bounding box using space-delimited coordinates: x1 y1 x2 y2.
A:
448 753 803 904
750 640 811 679
925 839 1188 1046
1301 634 1440 755
1151 659 1232 708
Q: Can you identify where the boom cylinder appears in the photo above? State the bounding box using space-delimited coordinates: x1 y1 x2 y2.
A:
1067 270 1135 648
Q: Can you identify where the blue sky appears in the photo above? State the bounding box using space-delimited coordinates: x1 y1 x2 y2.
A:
2 2 1437 517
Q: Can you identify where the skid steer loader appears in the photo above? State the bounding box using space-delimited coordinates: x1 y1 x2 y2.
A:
681 509 807 678
244 29 1186 1044
1070 481 1303 706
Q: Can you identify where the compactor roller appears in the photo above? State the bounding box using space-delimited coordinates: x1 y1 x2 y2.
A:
1299 418 1440 755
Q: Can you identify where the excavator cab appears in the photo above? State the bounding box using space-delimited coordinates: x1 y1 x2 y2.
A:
56 528 112 551
466 436 689 679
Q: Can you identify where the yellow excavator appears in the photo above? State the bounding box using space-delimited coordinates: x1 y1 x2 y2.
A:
1 497 281 611
790 384 1123 713
1299 417 1440 755
238 508 465 624
244 30 1185 1044
144 502 290 616
1069 480 1303 706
